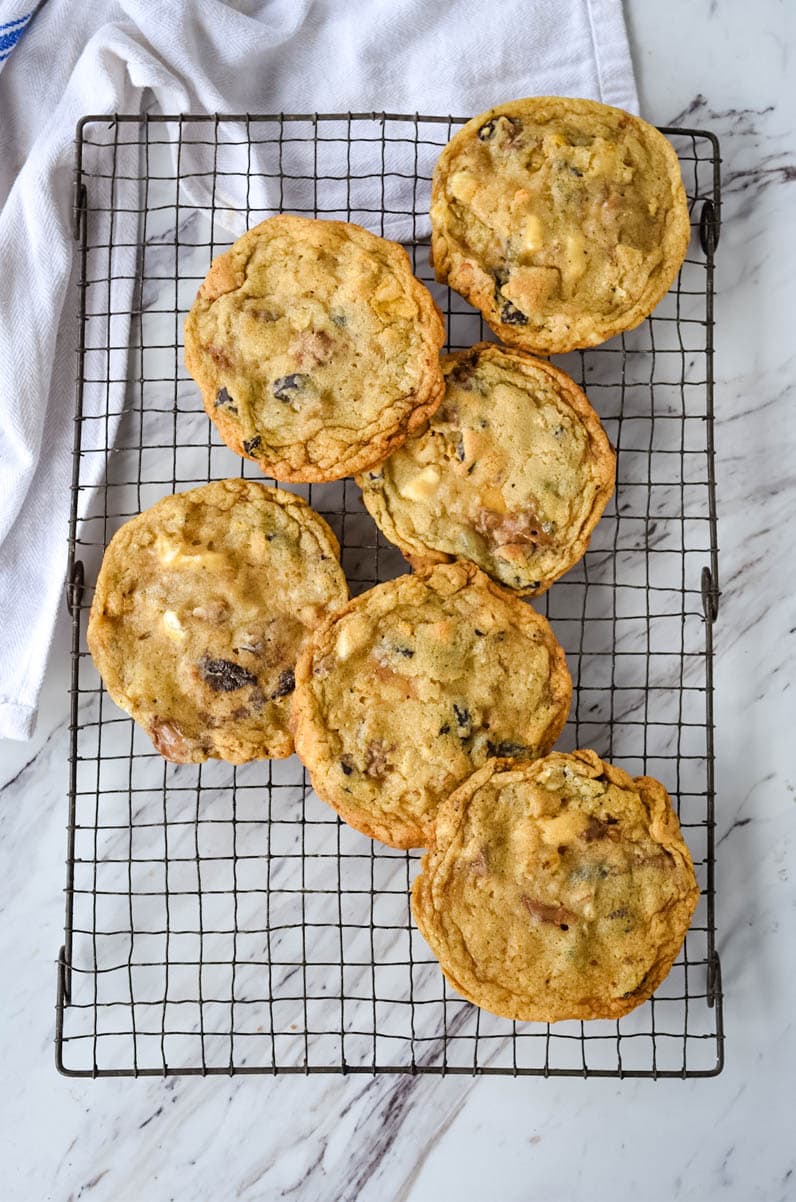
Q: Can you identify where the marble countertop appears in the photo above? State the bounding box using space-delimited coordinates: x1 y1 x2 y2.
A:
2 2 794 1198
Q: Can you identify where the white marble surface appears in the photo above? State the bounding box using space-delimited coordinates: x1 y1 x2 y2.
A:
2 1 795 1198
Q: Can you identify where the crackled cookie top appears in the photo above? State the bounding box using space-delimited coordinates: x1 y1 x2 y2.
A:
412 750 699 1022
430 97 691 353
357 344 615 595
291 561 571 848
184 215 445 482
87 479 348 764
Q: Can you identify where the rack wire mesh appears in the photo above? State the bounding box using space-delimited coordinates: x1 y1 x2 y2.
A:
56 112 723 1078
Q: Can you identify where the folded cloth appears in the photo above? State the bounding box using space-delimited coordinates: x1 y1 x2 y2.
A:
0 4 38 71
0 0 637 740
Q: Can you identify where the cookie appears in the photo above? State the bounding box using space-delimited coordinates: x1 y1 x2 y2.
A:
291 561 571 848
87 479 348 764
184 215 446 482
357 343 615 595
430 97 691 354
412 750 699 1022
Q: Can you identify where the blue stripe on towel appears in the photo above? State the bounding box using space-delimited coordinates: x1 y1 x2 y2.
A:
0 11 30 32
0 10 31 60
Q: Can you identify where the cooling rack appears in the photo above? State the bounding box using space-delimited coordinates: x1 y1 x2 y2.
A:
56 112 723 1077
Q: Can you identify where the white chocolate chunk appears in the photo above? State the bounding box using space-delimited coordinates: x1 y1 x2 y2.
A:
449 171 478 203
399 465 441 501
155 535 225 571
162 610 186 641
562 232 588 284
155 536 181 565
523 214 543 253
335 614 372 661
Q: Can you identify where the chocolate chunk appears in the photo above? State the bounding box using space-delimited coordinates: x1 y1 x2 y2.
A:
475 507 553 550
453 704 471 735
486 740 530 758
455 435 466 462
492 267 509 292
522 896 574 926
270 668 295 699
242 436 262 455
206 344 231 369
474 629 485 637
394 645 414 658
477 115 518 142
331 312 347 327
438 723 451 735
149 719 193 762
215 387 238 414
580 815 619 843
199 656 258 692
292 330 334 368
340 758 354 776
448 351 480 388
500 300 529 326
273 373 310 401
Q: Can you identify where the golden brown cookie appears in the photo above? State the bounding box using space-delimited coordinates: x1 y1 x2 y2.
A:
430 97 691 354
184 215 445 482
291 561 571 848
87 479 348 764
412 750 699 1022
357 343 615 595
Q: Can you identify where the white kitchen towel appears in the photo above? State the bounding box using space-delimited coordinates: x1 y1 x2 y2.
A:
0 0 638 740
0 5 35 70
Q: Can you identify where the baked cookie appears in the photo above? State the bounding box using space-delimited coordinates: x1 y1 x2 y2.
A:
185 215 445 482
87 479 348 764
412 750 699 1022
291 561 571 848
430 97 691 354
357 343 615 595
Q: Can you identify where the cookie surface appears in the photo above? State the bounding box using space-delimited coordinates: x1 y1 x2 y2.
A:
412 750 699 1022
291 561 571 848
357 343 615 595
87 479 348 764
430 97 691 354
185 215 445 482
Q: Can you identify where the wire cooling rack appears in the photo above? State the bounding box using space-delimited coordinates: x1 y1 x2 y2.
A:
56 113 723 1078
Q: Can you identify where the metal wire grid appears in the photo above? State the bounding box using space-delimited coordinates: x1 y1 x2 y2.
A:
56 113 723 1078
